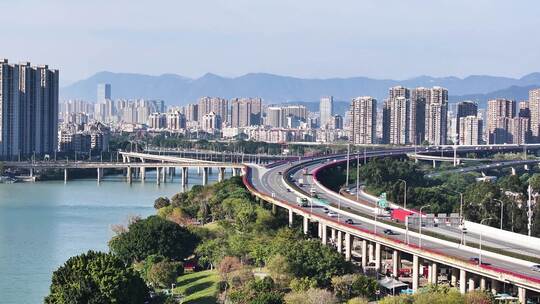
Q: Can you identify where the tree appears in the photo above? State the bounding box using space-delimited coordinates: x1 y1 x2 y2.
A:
347 297 369 304
154 197 170 209
109 215 199 263
331 274 377 301
195 238 229 270
289 277 318 292
147 260 184 288
267 254 293 287
284 289 338 304
45 250 148 304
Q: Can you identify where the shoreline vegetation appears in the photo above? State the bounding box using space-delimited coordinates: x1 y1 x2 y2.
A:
44 175 500 303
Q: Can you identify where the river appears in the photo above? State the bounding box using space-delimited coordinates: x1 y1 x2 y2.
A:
0 169 225 304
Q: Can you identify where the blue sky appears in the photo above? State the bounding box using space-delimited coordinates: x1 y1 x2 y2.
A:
1 0 538 85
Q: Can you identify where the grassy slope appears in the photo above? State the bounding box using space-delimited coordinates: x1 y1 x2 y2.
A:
174 270 219 304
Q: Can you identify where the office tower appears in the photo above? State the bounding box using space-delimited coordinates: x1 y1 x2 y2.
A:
425 86 448 145
265 107 283 128
456 101 478 141
349 96 377 144
388 96 410 145
508 117 529 144
487 98 516 144
529 88 540 142
459 116 482 145
281 105 308 123
198 97 229 123
0 59 59 159
231 97 262 127
411 87 431 144
97 83 111 103
320 96 334 128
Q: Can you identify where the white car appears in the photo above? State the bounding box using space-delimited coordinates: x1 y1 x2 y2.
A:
532 265 540 272
327 212 338 217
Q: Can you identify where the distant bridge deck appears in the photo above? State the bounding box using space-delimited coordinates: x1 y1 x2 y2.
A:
3 161 244 170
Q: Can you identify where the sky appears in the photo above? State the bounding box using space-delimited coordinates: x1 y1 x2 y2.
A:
1 0 539 85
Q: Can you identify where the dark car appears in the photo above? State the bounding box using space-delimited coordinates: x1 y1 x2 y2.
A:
469 257 491 265
323 207 329 213
345 219 354 224
383 229 396 235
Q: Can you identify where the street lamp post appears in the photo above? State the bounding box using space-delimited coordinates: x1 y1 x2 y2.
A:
479 217 493 265
419 204 431 248
356 150 360 201
345 144 350 187
397 179 407 210
493 199 504 230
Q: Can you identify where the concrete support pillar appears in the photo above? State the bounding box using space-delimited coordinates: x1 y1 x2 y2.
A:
412 255 419 291
337 230 342 253
433 159 436 168
468 276 476 291
97 168 103 183
331 228 336 242
288 209 293 227
127 167 132 184
368 243 374 262
218 167 225 182
427 264 433 284
431 262 438 285
64 169 68 183
451 268 458 287
490 279 499 295
202 167 208 186
375 243 381 271
197 166 201 175
271 204 277 215
140 167 146 181
182 167 188 186
518 287 526 304
361 239 367 269
208 167 212 174
162 167 166 183
156 167 161 185
30 168 34 177
344 232 351 261
232 168 238 177
303 217 309 235
460 269 467 294
480 277 486 291
392 250 400 278
317 221 322 237
322 224 327 245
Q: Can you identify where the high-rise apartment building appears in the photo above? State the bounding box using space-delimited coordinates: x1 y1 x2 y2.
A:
529 88 540 142
349 96 377 144
97 83 111 103
411 87 430 144
508 117 529 144
265 107 282 128
198 97 229 123
230 97 262 127
320 96 334 128
456 101 478 141
0 59 59 159
388 96 410 145
425 86 448 145
487 98 516 144
459 116 482 145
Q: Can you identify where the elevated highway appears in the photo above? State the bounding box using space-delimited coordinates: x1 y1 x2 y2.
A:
244 147 540 303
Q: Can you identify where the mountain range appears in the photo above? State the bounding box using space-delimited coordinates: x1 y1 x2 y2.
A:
61 71 540 109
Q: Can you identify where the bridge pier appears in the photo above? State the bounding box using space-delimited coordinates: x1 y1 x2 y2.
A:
202 167 208 186
368 243 374 262
412 255 419 291
479 277 486 291
321 223 327 245
271 204 277 215
468 275 476 291
336 230 343 253
126 167 132 184
29 168 34 177
288 209 293 227
97 168 103 183
218 167 225 182
375 243 381 271
232 168 238 177
197 166 201 175
182 167 189 187
344 232 351 261
460 269 467 294
392 250 400 278
518 287 526 304
303 217 309 235
64 169 68 183
140 167 146 181
451 268 458 287
361 239 367 269
431 262 438 285
156 167 161 185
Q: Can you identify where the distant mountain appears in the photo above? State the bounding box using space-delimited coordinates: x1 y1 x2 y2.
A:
450 85 538 109
61 71 540 107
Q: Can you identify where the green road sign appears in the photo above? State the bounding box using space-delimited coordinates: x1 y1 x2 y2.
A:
378 192 388 208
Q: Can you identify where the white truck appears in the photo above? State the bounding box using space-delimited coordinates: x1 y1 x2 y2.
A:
296 197 309 207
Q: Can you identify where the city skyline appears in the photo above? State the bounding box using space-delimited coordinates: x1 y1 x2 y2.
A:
2 1 540 84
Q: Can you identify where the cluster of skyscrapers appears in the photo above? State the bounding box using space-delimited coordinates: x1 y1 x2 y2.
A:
0 59 59 159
